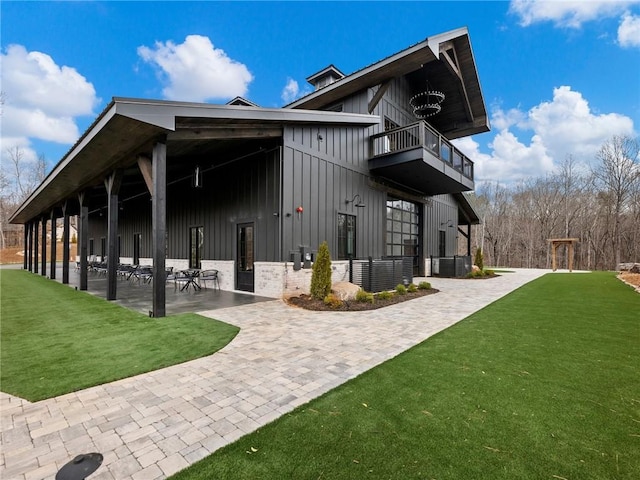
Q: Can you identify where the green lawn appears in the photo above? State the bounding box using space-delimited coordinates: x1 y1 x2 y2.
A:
171 272 640 480
0 269 239 402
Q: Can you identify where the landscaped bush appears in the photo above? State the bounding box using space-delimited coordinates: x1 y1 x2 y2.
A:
355 289 374 303
323 293 343 309
376 290 394 301
418 281 431 290
485 269 495 276
407 283 417 293
310 241 332 300
395 284 407 295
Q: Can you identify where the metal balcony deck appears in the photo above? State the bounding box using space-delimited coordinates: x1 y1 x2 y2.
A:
369 121 474 195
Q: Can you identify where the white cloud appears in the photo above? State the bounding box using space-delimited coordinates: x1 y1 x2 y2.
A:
280 77 312 104
509 0 639 28
137 35 253 102
0 44 98 150
455 86 635 184
618 12 640 45
281 78 300 104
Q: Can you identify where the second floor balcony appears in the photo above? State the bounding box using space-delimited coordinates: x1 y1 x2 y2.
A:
369 121 474 195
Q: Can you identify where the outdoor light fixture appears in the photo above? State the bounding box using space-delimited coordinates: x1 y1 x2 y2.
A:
345 194 366 208
409 80 445 118
192 166 203 188
440 220 454 228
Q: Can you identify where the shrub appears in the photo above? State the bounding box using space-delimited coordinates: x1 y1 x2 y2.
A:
355 289 375 303
407 283 418 293
418 281 431 290
467 269 485 278
485 269 495 276
474 247 484 271
377 290 394 301
71 233 77 244
310 241 332 300
395 284 407 295
323 293 343 309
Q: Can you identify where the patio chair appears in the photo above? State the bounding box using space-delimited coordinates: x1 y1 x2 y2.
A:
200 269 219 290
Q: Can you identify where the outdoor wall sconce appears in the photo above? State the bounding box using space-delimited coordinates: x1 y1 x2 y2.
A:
296 206 303 219
440 220 454 228
345 194 366 208
192 166 203 188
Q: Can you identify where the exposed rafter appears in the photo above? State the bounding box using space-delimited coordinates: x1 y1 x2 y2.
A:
368 80 392 113
439 42 474 123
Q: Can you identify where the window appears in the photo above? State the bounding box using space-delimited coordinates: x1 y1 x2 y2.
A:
337 213 356 260
439 230 446 257
386 197 420 256
133 233 142 265
89 238 94 256
189 226 204 269
100 237 106 260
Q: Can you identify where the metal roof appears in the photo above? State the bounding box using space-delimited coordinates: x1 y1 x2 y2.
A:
286 27 489 140
10 98 378 224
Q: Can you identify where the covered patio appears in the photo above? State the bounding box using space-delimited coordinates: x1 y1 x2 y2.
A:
49 262 274 315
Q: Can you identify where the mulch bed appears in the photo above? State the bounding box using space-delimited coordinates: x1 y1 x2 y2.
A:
286 288 440 311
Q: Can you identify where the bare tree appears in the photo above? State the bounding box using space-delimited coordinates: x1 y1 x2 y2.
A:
0 146 48 249
592 135 640 268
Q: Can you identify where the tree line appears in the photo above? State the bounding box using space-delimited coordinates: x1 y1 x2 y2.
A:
470 135 640 271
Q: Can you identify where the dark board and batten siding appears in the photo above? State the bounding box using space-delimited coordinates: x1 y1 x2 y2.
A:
282 124 386 259
89 149 281 263
423 194 459 257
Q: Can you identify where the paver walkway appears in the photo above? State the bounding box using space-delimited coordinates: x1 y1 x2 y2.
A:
1 269 549 479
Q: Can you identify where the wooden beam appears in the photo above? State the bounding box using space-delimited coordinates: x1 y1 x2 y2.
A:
78 192 88 291
23 225 28 270
167 127 282 141
137 155 153 196
27 222 33 272
439 47 474 123
41 216 47 276
105 170 123 301
368 80 392 114
50 210 57 279
152 141 167 318
62 201 70 284
34 221 39 274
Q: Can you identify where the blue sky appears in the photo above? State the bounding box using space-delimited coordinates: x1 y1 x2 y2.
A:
1 0 639 184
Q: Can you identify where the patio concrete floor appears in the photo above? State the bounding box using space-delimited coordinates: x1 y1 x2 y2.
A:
0 268 551 480
51 264 275 315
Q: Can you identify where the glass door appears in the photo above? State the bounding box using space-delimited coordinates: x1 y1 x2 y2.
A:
237 223 254 292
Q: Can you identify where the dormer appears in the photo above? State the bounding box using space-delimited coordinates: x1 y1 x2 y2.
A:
306 65 345 91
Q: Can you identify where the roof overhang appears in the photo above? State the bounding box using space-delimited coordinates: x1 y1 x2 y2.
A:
454 192 481 224
10 98 378 224
286 27 489 140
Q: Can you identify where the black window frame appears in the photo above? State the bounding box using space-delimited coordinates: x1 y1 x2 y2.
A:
337 213 356 260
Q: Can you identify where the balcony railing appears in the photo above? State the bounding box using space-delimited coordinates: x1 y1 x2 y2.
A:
370 121 474 180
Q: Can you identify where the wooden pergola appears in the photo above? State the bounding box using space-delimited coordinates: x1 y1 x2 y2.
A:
548 238 579 272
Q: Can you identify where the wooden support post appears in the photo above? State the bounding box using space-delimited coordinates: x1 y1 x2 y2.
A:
23 225 28 270
41 216 47 276
50 210 57 279
62 202 70 284
78 192 88 291
34 221 39 274
152 141 167 318
28 222 34 272
105 171 123 301
551 243 558 271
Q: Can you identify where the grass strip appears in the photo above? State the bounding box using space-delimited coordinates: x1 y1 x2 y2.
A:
0 269 239 401
171 271 640 479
